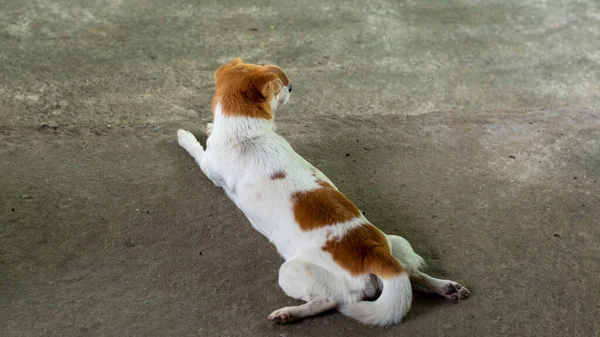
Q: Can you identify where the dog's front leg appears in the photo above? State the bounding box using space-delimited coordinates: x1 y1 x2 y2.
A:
205 122 214 137
177 129 215 183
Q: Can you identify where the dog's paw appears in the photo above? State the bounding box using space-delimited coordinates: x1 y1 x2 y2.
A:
268 308 297 324
205 122 214 137
443 282 470 302
177 129 203 155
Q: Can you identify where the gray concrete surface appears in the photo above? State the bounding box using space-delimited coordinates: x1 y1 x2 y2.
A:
1 1 599 336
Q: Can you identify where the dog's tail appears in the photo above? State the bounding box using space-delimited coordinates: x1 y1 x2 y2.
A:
338 259 412 326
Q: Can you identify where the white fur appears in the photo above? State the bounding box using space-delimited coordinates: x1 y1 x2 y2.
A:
338 273 412 326
177 90 469 325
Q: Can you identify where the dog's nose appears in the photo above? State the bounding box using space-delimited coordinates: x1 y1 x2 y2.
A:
288 83 292 92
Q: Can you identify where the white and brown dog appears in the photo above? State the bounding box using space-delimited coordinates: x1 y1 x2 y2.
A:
177 58 469 326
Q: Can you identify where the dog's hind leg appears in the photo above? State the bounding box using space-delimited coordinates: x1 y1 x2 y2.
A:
387 234 426 274
268 259 338 324
387 235 470 301
268 298 337 324
409 270 470 301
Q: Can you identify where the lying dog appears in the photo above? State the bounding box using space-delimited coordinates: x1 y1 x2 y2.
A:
177 58 469 326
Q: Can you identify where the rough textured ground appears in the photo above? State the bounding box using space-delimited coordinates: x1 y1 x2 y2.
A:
1 1 599 336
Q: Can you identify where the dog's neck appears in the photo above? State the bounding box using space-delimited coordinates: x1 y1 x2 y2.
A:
210 102 275 144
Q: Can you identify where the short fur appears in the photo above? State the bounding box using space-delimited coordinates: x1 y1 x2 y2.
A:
177 58 469 326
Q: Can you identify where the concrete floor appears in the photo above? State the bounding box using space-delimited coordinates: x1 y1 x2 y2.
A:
1 1 599 336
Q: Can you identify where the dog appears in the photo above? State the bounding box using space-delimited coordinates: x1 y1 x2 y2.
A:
177 58 469 326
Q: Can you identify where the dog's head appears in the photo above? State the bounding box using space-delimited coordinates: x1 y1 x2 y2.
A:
212 58 292 119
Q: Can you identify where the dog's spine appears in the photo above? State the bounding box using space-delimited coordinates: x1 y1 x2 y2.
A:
338 272 412 326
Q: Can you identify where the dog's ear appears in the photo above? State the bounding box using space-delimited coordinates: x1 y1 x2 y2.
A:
252 69 281 97
214 58 243 81
228 57 243 66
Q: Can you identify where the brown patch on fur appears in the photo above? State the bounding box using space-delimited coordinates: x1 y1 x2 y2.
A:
323 224 404 279
270 171 287 180
212 58 290 119
292 182 360 231
317 179 331 188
